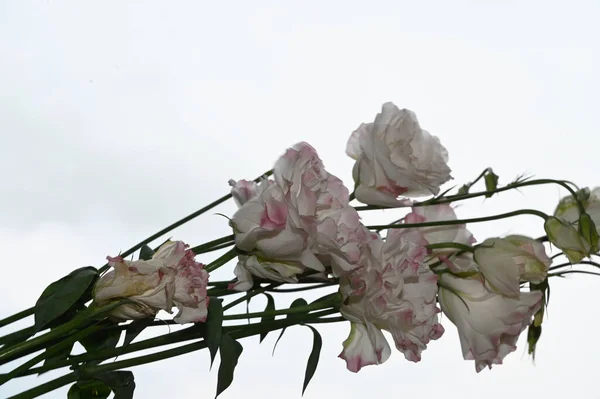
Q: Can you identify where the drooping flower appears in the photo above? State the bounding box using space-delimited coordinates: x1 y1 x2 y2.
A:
474 235 551 297
438 271 543 372
346 102 452 207
554 187 600 229
544 216 590 263
339 229 444 371
93 241 209 323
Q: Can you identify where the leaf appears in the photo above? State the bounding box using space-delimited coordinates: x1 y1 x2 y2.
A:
68 380 112 399
123 318 155 348
215 333 243 398
138 245 155 260
302 325 322 396
204 298 224 369
35 267 99 332
259 293 275 343
80 323 122 366
272 298 308 355
457 184 470 195
527 324 542 360
484 169 499 198
93 371 136 399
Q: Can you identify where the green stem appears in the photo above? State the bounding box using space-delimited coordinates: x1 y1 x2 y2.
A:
0 327 35 347
190 235 235 254
549 270 600 278
205 248 239 272
266 282 337 293
367 209 548 231
0 308 34 329
222 296 337 320
98 170 272 274
0 302 124 365
193 241 235 254
426 242 474 253
10 310 342 398
222 284 278 312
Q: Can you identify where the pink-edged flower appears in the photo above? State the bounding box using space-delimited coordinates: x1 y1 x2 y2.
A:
346 102 452 207
93 241 210 324
438 271 543 372
339 230 444 372
404 204 476 254
228 178 274 208
474 235 551 297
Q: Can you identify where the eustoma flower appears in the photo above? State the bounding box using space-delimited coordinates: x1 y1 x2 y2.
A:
346 102 452 207
339 228 444 372
230 142 370 290
93 241 209 323
473 235 551 297
438 270 543 372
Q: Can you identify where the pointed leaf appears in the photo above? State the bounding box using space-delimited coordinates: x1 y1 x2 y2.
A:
259 293 275 343
138 245 154 261
93 371 136 399
35 267 99 331
215 334 243 398
123 319 154 348
68 380 111 399
302 325 322 395
204 298 224 368
272 298 308 355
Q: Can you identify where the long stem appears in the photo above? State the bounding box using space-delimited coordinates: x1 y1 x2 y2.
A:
98 170 272 274
190 235 234 254
205 248 238 272
0 308 34 329
367 209 548 231
222 297 337 320
222 284 278 312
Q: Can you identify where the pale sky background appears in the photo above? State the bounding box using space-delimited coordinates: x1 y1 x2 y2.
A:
1 1 600 398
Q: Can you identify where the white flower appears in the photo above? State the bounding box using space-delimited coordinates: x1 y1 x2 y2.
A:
346 102 452 207
438 272 543 372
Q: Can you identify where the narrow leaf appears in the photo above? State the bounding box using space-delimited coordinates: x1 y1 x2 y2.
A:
93 371 136 399
35 266 99 331
215 334 243 398
302 325 322 395
259 293 275 343
67 380 111 399
204 297 224 368
42 339 74 372
138 245 155 261
123 318 155 348
272 298 308 355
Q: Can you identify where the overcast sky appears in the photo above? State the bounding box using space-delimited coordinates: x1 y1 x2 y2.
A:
1 1 600 398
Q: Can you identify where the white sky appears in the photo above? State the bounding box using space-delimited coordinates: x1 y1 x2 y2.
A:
1 1 600 398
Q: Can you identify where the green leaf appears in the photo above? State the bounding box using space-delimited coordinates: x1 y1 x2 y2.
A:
80 323 122 365
527 324 542 360
302 325 322 396
34 266 99 332
204 297 224 369
484 169 499 198
259 293 275 343
68 380 111 399
272 298 308 355
123 318 155 348
457 184 470 195
215 334 243 398
138 245 155 261
93 371 136 399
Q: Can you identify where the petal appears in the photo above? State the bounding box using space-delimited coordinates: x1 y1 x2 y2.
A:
339 322 391 372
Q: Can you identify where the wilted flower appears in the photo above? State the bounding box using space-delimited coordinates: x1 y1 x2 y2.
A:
346 102 452 207
93 241 209 323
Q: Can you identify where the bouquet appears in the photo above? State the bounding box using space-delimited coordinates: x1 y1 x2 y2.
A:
1 102 598 398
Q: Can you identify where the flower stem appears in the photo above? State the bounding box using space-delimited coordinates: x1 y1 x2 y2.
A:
190 235 235 254
98 170 272 274
222 284 278 312
222 295 338 320
0 307 34 329
205 248 239 273
426 242 474 253
366 209 548 231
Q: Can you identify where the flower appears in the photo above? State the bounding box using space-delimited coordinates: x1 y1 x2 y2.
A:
339 229 444 372
346 102 452 207
228 178 274 208
438 271 543 372
473 235 551 297
544 216 590 263
93 241 209 323
230 142 371 289
554 187 600 228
